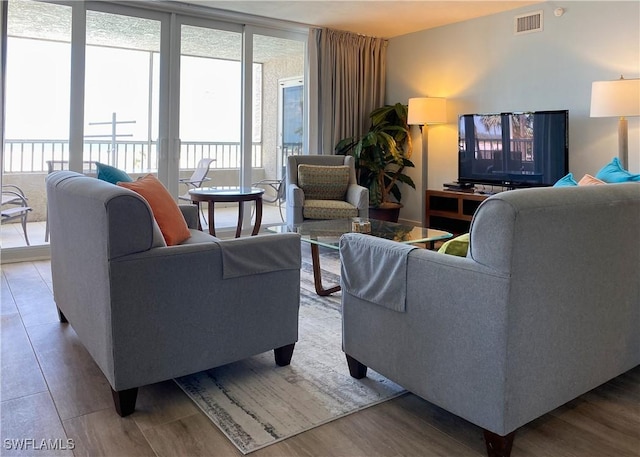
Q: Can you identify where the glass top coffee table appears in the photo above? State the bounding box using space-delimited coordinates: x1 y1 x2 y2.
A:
268 218 452 296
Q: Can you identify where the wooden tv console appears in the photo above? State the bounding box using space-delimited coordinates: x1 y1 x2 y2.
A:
425 190 489 234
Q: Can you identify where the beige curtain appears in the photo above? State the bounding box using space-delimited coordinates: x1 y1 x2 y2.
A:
309 28 387 155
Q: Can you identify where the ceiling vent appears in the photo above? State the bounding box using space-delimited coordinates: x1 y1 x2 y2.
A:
514 10 543 35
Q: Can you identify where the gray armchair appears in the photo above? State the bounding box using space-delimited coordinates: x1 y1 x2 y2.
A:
286 154 368 225
340 184 639 457
46 171 301 416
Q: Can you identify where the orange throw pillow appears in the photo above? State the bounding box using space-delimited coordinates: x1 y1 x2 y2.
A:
118 174 191 246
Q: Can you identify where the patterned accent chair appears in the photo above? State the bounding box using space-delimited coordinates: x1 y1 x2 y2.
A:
286 155 369 225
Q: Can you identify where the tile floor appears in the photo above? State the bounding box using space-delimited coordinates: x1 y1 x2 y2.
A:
2 259 640 457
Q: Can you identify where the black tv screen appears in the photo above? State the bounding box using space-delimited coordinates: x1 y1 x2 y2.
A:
458 110 568 188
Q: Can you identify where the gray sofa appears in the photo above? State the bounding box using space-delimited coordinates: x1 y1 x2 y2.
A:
46 171 301 416
340 183 639 457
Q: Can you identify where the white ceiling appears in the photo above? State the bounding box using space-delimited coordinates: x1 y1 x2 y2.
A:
182 0 543 38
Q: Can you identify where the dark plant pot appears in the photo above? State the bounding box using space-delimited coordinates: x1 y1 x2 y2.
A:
368 203 402 222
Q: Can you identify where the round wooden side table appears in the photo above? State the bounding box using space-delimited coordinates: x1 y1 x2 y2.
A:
189 187 265 237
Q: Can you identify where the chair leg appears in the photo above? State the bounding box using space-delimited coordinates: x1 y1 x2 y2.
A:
57 307 68 323
198 203 207 229
274 343 295 366
20 213 30 246
483 429 516 457
278 201 284 222
111 387 138 417
345 354 367 379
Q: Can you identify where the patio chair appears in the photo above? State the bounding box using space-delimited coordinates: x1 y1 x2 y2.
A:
2 185 32 245
252 178 285 222
179 158 215 225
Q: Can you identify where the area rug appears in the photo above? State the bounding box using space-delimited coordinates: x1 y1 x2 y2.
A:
174 248 406 454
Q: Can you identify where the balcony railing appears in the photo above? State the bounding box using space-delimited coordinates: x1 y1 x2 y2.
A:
459 138 534 161
3 139 268 173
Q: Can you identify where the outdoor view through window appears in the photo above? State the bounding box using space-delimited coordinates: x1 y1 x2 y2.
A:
2 0 305 249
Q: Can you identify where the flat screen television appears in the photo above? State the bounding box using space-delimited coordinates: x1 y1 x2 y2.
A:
458 110 569 188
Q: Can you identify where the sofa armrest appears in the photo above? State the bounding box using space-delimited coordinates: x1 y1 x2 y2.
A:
119 233 301 272
214 233 301 278
106 233 302 390
341 235 510 362
346 184 369 212
287 183 304 206
340 233 511 433
286 183 304 225
179 204 199 229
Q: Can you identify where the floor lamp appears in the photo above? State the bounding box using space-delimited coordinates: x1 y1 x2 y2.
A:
590 76 640 170
407 97 447 226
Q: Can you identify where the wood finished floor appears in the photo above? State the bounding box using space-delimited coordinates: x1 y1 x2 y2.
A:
1 256 639 457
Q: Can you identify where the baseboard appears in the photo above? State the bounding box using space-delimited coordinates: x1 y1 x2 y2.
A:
398 217 421 227
1 245 51 264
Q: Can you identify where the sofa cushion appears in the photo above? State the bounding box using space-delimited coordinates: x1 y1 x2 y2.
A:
303 199 358 220
96 162 133 184
180 229 219 245
118 174 191 246
595 157 640 183
298 164 350 200
438 233 470 257
151 219 168 248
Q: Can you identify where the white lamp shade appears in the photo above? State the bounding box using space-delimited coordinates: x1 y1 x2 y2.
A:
590 78 640 117
407 97 447 125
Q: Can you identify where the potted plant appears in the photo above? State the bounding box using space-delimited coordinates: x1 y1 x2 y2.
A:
335 102 416 222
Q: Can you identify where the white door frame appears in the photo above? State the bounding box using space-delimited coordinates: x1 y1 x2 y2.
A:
278 76 304 180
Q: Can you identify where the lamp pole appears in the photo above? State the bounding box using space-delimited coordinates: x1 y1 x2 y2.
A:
408 97 447 227
618 116 628 170
420 124 429 227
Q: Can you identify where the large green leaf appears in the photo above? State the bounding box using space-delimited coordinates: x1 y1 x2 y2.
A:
395 173 416 189
334 102 414 206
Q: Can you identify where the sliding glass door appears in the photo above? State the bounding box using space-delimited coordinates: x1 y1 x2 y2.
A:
1 0 308 256
175 22 306 229
1 0 166 254
179 22 242 185
251 31 305 218
278 78 304 179
83 9 162 174
2 0 71 249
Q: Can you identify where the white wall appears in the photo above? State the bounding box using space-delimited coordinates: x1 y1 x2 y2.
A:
386 1 640 226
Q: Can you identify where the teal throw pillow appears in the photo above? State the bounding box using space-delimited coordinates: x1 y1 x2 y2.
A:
96 162 133 184
595 157 640 183
553 173 578 187
438 233 470 257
